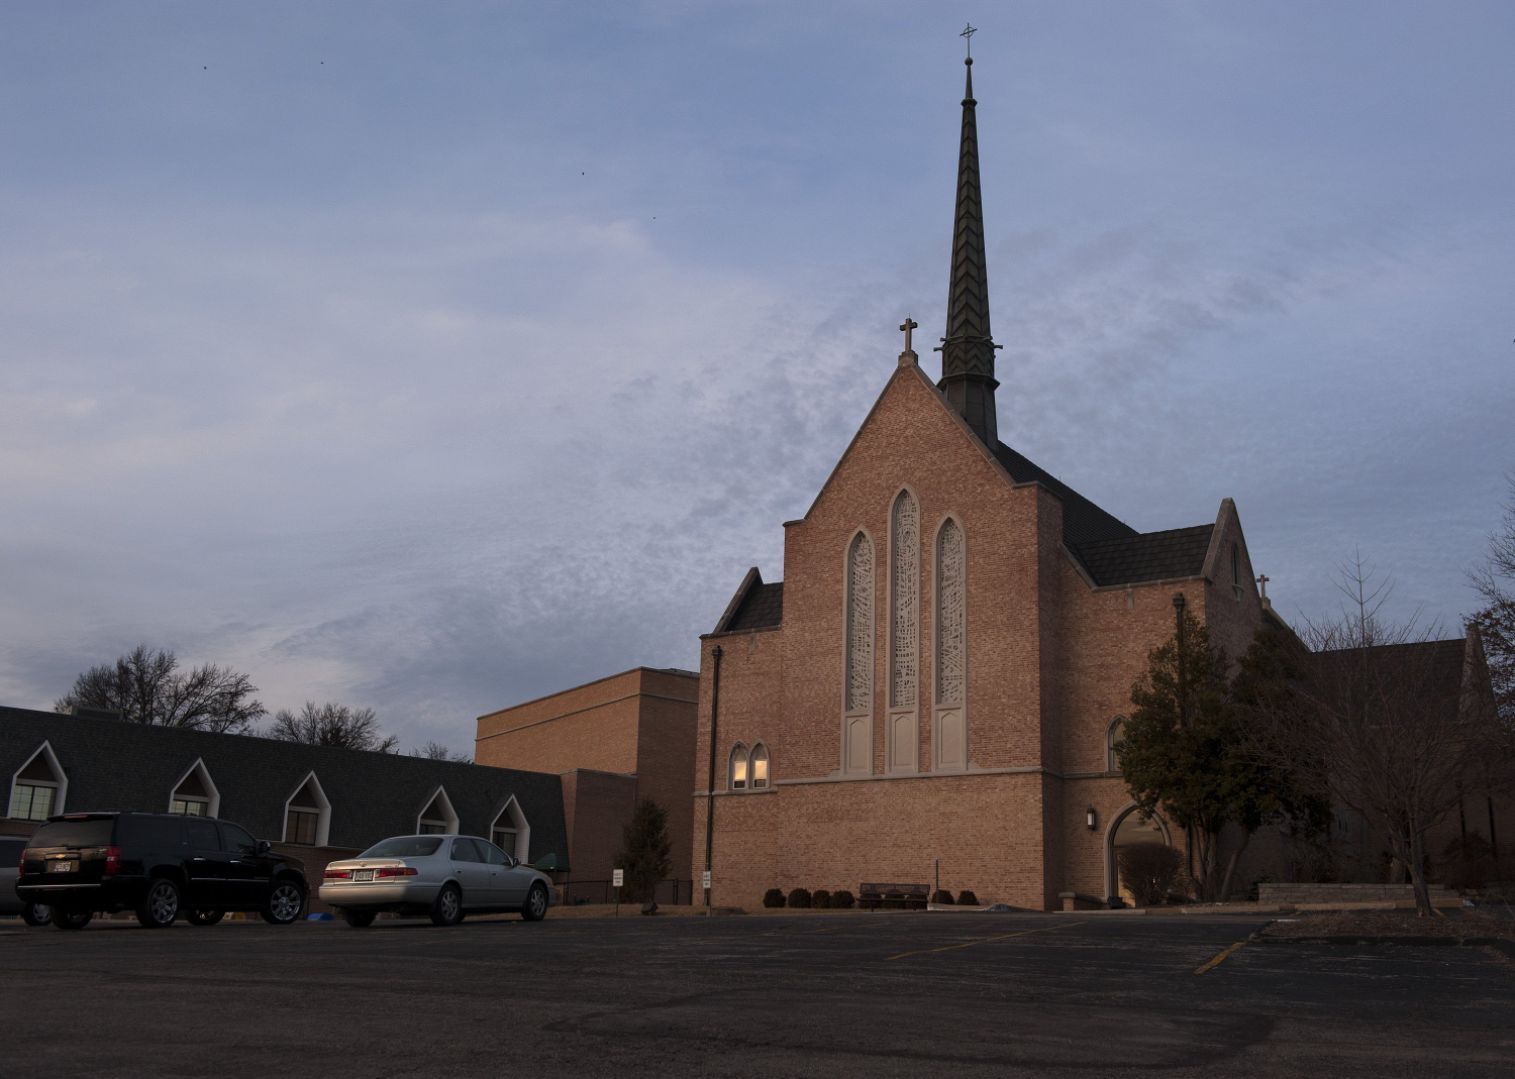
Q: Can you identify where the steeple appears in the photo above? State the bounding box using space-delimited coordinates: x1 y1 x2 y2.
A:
937 39 1000 446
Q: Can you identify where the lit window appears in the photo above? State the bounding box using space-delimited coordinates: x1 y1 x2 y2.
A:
8 782 56 821
728 744 749 790
751 744 770 789
171 797 209 816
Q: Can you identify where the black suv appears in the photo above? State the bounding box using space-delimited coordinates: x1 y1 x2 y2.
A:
16 811 308 930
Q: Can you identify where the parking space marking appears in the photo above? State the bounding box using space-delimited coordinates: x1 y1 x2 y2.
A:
1193 938 1248 975
885 920 1083 961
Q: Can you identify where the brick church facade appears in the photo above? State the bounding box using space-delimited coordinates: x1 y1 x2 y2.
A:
691 55 1269 911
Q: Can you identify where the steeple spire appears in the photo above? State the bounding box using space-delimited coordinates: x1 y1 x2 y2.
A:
937 37 1000 446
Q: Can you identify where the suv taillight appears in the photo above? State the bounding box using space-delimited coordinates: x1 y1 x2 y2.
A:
103 846 121 876
376 867 417 878
323 868 352 880
20 848 35 871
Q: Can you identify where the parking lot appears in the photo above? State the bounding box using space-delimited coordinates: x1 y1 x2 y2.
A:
4 910 1512 1078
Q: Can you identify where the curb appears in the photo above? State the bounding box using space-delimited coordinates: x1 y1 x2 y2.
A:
1260 935 1515 953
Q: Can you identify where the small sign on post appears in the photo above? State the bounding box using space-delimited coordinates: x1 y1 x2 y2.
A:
702 870 711 890
613 867 623 915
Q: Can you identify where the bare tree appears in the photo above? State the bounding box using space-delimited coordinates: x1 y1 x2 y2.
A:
55 644 265 733
414 740 471 763
1258 557 1509 915
1470 474 1515 723
266 702 398 753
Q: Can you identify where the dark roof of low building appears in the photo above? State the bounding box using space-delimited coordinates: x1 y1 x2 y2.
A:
726 582 784 632
0 707 567 862
1074 524 1215 587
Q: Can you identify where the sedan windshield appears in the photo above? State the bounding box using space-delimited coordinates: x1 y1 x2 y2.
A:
358 836 443 858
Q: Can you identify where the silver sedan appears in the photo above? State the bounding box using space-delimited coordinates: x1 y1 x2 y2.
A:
319 834 553 928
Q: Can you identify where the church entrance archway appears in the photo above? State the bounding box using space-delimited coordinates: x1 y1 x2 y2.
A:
1105 805 1171 907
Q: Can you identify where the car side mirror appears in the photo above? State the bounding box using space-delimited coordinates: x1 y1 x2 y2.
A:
256 840 271 855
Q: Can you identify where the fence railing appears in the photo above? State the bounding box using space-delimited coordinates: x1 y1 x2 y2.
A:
558 878 695 906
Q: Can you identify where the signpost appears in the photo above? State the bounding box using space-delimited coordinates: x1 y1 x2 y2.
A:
613 867 623 915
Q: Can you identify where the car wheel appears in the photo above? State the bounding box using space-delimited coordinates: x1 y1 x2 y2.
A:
261 880 306 925
340 908 377 928
429 882 463 926
521 882 549 922
136 877 181 928
50 906 92 931
184 909 225 926
21 901 51 927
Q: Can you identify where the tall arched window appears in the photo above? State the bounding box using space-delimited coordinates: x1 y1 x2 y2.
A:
888 491 919 772
750 743 770 790
728 743 750 790
1106 716 1127 773
843 531 874 774
934 517 967 770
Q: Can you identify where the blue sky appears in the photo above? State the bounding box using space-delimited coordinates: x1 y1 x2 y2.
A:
2 2 1512 754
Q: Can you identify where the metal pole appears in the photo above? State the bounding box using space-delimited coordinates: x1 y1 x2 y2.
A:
1172 593 1187 729
703 644 724 911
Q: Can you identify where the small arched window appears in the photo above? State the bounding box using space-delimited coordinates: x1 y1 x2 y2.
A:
1106 717 1127 773
750 743 770 790
728 743 750 791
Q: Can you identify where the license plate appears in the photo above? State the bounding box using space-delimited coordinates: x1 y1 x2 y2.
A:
48 861 76 874
354 869 375 882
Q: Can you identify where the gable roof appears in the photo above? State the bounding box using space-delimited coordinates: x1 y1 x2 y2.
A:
990 442 1137 551
1074 524 1216 588
0 707 568 862
727 581 785 632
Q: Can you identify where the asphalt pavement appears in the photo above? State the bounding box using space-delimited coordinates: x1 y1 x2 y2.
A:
3 910 1511 1078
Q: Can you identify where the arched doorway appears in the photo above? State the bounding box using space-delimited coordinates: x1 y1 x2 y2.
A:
1105 805 1171 906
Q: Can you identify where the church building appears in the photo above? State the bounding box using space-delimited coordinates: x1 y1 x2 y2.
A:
691 53 1267 911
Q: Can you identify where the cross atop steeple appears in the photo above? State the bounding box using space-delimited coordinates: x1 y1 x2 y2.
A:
960 22 977 58
900 318 918 352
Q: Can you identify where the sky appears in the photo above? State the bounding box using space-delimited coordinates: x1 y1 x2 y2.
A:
2 1 1512 756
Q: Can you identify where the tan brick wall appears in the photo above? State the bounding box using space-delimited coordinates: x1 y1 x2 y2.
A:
476 667 698 886
694 772 1050 910
475 670 645 776
559 769 638 901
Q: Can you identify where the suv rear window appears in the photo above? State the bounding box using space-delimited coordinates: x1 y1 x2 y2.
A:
30 818 116 848
359 837 443 858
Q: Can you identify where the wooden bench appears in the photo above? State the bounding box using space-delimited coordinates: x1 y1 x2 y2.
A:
859 882 930 910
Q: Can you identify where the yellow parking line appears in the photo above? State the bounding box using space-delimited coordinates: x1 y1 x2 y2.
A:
886 920 1084 961
1194 939 1247 975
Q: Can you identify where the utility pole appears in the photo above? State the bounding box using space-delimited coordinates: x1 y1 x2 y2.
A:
703 644 723 911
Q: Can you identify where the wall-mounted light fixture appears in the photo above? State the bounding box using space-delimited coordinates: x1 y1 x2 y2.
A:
1086 807 1098 832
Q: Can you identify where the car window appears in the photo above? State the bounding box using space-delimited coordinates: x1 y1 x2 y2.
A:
31 817 115 848
219 822 257 853
359 836 443 858
478 840 510 867
183 818 219 850
450 838 486 863
134 816 183 849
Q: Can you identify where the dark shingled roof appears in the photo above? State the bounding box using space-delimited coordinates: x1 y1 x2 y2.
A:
991 442 1137 550
727 582 784 632
0 707 568 862
1074 524 1215 587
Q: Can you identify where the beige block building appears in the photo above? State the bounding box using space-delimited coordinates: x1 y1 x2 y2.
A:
476 667 699 892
